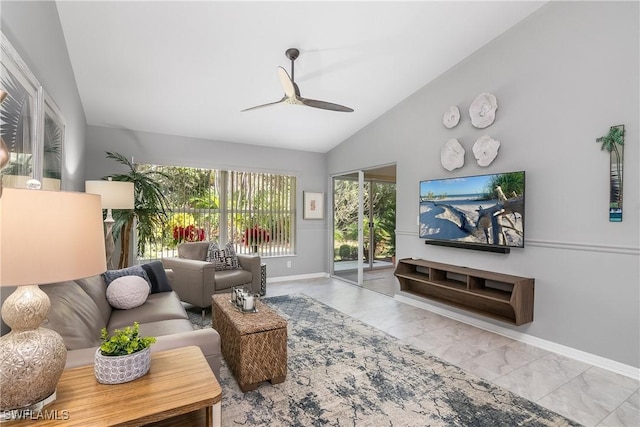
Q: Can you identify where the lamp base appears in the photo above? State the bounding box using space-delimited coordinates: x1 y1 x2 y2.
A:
0 391 57 421
105 216 115 270
0 285 67 412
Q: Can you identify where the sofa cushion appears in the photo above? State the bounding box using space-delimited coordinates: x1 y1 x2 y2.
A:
106 276 150 309
75 275 112 326
107 291 189 330
40 281 104 350
212 269 253 291
141 261 173 293
178 241 209 261
132 319 195 338
102 265 150 287
208 241 239 271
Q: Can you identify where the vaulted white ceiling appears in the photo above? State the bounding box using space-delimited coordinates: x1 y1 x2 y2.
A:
56 1 546 153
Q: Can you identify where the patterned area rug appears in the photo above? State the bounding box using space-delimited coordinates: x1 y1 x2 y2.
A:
190 295 580 427
186 306 212 329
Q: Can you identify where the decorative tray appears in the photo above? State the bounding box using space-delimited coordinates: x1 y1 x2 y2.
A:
228 300 258 314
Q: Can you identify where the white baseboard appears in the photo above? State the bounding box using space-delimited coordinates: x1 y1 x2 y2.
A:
394 293 639 380
268 272 329 283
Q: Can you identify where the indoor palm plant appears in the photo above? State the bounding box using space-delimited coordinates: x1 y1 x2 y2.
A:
94 322 156 384
105 152 171 268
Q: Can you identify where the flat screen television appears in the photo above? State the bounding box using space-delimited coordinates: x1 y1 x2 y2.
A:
419 171 525 253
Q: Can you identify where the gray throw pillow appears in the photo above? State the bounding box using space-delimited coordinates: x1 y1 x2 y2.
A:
141 261 173 293
102 265 150 288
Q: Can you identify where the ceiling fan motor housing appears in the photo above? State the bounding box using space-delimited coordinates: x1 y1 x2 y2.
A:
285 48 300 61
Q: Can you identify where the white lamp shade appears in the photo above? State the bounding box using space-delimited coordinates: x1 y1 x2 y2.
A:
0 188 107 286
85 180 135 209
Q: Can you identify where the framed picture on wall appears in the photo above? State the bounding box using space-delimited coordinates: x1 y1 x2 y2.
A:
40 90 65 190
303 191 324 219
1 31 41 185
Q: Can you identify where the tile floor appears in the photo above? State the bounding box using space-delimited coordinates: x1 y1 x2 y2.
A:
265 276 640 427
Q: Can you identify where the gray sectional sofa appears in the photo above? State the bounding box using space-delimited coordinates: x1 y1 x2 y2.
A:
1 270 222 380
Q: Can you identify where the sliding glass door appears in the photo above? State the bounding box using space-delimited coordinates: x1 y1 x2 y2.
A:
367 180 396 269
332 166 396 286
332 172 363 284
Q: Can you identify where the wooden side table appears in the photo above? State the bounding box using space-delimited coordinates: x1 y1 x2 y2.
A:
5 346 221 426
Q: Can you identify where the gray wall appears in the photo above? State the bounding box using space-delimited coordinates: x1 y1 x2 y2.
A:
84 125 328 278
328 1 639 368
1 1 87 190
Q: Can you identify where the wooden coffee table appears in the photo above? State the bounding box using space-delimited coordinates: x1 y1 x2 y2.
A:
7 346 221 426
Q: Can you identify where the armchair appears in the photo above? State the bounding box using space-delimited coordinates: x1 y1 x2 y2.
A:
161 242 261 314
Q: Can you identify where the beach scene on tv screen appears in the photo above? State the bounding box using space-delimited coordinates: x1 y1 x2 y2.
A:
419 171 525 247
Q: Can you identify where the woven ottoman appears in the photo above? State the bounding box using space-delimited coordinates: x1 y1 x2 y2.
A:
212 294 287 392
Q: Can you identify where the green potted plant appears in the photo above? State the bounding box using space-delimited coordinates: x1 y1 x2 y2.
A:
94 322 156 384
105 152 171 268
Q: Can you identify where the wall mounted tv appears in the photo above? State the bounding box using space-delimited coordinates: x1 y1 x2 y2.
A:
419 171 525 254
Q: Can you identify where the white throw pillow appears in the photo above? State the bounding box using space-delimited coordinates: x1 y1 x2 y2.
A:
106 276 150 310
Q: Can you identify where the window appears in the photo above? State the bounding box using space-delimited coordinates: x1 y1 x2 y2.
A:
227 171 295 256
137 164 295 260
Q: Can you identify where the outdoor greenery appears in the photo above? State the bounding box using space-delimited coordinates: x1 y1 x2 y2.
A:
113 164 295 260
99 322 156 357
333 179 396 262
152 166 220 250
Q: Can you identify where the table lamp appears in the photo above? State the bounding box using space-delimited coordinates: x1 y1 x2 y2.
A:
85 178 135 270
0 188 106 418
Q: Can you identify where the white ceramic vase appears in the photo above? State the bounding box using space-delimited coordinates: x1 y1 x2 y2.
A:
94 347 151 385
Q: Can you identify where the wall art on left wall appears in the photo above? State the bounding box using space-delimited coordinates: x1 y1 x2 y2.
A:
0 32 65 190
41 90 65 190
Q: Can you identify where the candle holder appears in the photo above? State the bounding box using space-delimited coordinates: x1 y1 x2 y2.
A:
229 287 259 313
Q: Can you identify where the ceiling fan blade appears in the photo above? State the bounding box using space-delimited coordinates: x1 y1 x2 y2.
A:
300 97 354 112
277 67 296 98
241 97 286 112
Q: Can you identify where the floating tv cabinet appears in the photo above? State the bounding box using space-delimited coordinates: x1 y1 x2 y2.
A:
394 258 534 325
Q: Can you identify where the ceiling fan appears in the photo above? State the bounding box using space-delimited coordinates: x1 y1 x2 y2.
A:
242 48 354 113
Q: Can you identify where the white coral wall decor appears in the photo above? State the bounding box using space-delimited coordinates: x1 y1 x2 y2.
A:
441 139 465 171
443 106 460 128
473 135 500 167
469 93 498 128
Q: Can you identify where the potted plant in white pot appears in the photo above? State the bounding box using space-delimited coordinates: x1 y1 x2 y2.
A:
94 322 156 384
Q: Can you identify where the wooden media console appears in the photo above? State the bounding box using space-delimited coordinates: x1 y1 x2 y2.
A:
394 258 534 326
